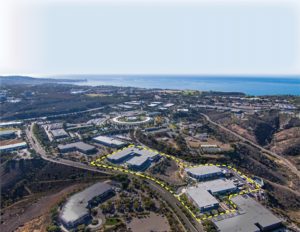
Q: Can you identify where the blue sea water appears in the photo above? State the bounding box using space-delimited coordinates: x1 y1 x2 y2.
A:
70 76 300 96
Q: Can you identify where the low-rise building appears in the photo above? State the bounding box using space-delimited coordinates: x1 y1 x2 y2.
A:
48 123 64 130
186 187 219 212
201 144 222 153
214 195 283 232
60 182 114 229
163 103 174 108
58 142 96 154
93 135 126 148
185 165 224 181
107 147 160 170
197 133 208 141
51 129 69 139
0 142 27 152
0 121 22 128
197 179 237 195
0 130 17 139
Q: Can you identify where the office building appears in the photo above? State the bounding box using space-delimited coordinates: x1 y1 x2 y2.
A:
93 135 126 148
58 142 96 154
214 195 283 232
185 165 223 180
60 182 114 228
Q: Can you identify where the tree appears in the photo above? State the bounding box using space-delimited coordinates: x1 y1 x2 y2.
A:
76 224 86 232
46 225 61 232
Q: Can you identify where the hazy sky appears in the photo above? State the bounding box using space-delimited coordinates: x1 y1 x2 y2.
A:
1 0 300 76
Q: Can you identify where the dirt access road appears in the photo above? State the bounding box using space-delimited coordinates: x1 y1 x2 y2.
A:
1 184 83 232
201 113 300 179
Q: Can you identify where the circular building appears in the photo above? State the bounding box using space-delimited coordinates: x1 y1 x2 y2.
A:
111 115 152 126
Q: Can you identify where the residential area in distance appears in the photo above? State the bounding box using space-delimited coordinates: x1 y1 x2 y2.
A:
1 76 300 232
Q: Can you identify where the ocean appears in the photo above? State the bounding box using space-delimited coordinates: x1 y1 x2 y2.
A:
67 76 300 96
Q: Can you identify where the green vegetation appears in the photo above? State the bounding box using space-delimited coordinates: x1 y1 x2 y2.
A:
149 158 171 175
32 123 51 149
180 194 199 215
105 218 120 226
111 174 130 189
46 225 61 232
1 158 108 208
202 220 218 232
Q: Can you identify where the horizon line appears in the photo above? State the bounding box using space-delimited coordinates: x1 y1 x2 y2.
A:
1 74 300 79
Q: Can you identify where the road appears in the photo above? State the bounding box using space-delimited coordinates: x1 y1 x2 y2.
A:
200 113 300 179
146 179 202 232
23 107 105 121
132 128 204 231
26 123 202 232
25 123 111 175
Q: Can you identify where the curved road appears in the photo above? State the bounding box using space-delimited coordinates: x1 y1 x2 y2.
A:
26 123 202 232
200 113 300 179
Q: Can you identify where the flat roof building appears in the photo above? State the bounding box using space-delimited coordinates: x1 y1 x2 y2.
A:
126 155 151 171
197 179 237 195
0 142 27 152
0 121 22 127
201 144 222 153
0 130 17 139
51 129 69 139
48 123 64 130
163 103 174 108
93 135 126 148
185 165 223 181
186 187 219 212
214 195 283 232
107 147 160 170
60 182 114 229
58 142 96 154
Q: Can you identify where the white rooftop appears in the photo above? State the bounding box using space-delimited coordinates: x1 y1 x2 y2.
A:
214 195 282 232
0 121 22 127
185 165 222 176
51 129 68 137
0 142 27 151
163 103 174 108
60 182 112 225
126 155 149 166
109 147 157 160
58 142 95 152
186 187 219 209
197 179 237 194
93 135 125 146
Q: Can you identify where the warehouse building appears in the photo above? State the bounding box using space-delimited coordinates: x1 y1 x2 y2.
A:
0 130 17 139
214 195 283 232
126 155 153 171
186 187 219 212
48 123 64 130
201 144 222 153
93 135 126 148
0 121 22 128
58 142 96 154
185 165 224 181
60 182 114 229
197 179 237 195
51 129 69 139
0 142 27 152
107 147 160 170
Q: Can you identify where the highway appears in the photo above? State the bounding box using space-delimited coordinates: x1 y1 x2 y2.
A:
23 107 105 121
200 113 300 179
26 123 202 232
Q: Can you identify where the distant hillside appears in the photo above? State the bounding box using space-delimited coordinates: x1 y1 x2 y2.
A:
0 76 86 85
